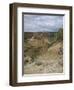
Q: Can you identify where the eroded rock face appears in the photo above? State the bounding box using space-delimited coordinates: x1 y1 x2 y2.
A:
24 33 51 64
28 38 48 47
24 32 63 74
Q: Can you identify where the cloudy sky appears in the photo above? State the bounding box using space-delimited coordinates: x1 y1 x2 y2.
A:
24 14 63 32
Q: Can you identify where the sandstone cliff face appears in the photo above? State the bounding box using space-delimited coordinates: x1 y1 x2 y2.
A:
24 31 63 74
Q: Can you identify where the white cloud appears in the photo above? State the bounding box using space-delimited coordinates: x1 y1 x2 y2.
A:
24 14 63 32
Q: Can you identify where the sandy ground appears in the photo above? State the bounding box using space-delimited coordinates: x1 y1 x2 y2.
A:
24 42 63 74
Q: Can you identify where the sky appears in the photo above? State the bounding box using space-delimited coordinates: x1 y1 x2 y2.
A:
23 14 63 32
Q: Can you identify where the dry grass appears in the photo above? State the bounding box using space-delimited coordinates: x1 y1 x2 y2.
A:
24 42 63 74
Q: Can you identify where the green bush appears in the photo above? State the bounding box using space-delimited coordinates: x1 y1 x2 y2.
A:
57 28 63 41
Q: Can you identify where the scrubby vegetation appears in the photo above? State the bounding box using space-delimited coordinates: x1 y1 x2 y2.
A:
24 28 63 74
57 28 63 41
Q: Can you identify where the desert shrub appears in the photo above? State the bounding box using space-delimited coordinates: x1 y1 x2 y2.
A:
30 48 40 61
35 61 42 66
24 56 34 65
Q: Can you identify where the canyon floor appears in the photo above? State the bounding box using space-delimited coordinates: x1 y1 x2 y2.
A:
24 41 63 74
